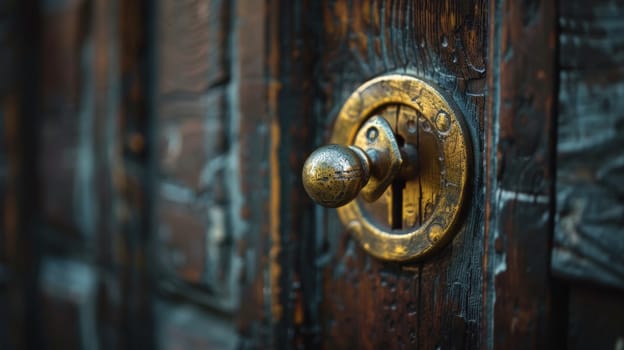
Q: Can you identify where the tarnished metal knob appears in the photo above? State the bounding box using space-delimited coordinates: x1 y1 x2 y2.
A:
302 116 405 208
302 144 372 208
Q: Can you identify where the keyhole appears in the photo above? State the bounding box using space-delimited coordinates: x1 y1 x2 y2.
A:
391 134 406 229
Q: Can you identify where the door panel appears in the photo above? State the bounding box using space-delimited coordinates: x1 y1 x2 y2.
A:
486 0 563 348
314 1 487 349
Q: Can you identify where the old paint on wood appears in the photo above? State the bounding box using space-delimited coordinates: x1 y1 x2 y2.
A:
552 0 624 291
552 0 624 347
268 0 325 348
235 0 277 348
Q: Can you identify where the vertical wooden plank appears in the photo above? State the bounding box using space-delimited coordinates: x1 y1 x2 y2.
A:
234 0 274 347
155 0 235 303
231 0 324 348
152 0 246 347
266 1 324 348
36 0 130 348
485 0 563 348
91 0 120 267
312 1 488 349
39 0 94 236
118 1 156 348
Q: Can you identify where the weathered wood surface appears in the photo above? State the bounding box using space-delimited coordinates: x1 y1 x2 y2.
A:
153 0 248 348
551 0 624 291
155 0 239 311
305 1 488 349
5 0 624 349
231 1 276 346
1 0 274 348
0 0 156 348
485 0 566 348
36 0 148 348
260 1 325 348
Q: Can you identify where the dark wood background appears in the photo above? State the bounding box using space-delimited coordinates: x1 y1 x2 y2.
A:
0 0 622 349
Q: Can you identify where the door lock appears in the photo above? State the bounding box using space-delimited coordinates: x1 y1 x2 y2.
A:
302 75 472 261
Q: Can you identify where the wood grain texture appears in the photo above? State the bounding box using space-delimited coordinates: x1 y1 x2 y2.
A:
552 0 624 291
10 0 624 348
485 0 563 348
234 0 275 348
312 1 487 349
235 0 328 348
270 1 325 348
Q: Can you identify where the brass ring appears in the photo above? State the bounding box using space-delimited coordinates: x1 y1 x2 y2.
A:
332 75 472 261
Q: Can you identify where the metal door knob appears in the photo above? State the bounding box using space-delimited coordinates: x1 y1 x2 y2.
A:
302 144 372 208
302 115 410 208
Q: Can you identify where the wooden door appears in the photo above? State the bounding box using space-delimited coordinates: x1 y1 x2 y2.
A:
262 1 491 348
244 1 624 348
1 0 623 349
248 0 557 348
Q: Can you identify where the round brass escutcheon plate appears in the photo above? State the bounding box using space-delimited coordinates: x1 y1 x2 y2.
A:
332 75 472 261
